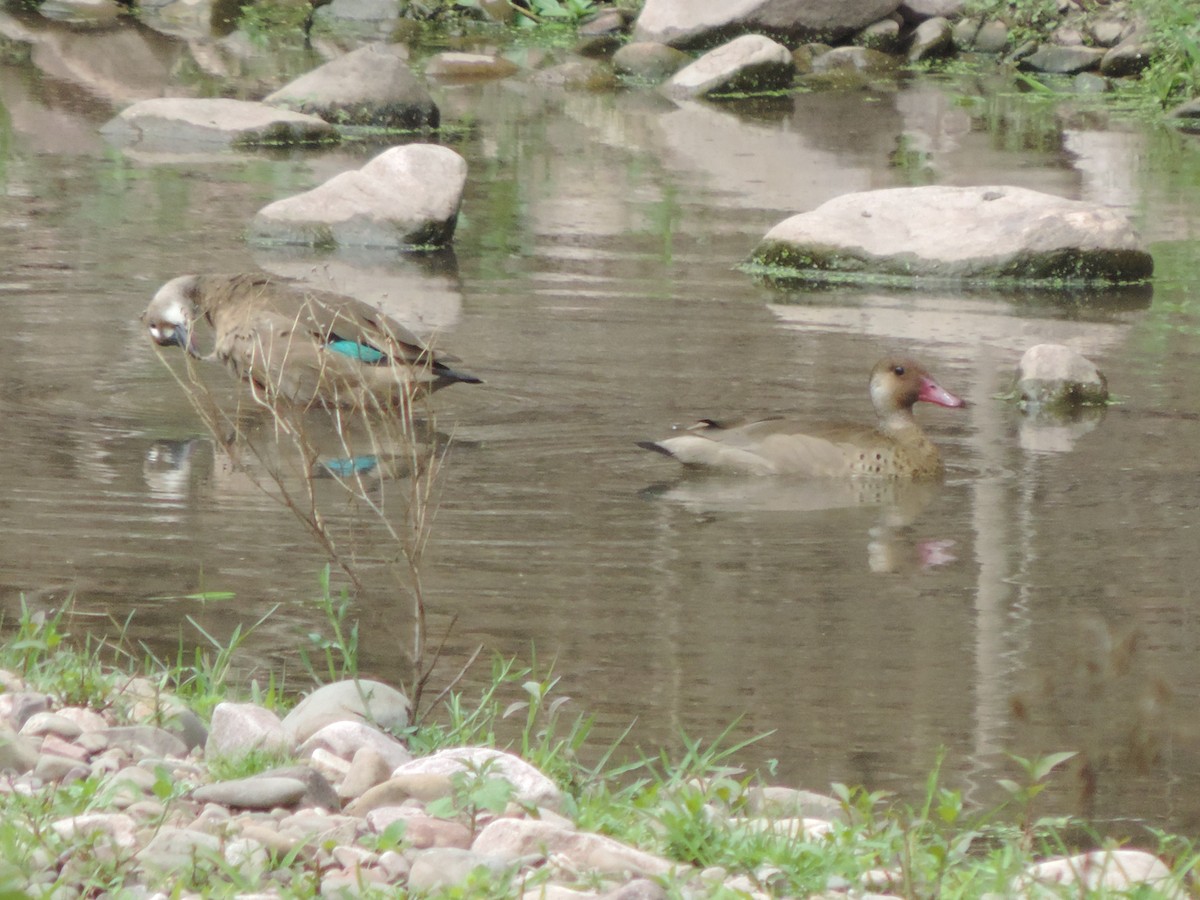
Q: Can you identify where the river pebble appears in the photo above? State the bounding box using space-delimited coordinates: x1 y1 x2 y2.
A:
0 677 1179 897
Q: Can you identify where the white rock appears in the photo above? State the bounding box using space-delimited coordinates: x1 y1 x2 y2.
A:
250 145 467 250
205 702 290 760
298 719 412 770
101 98 338 151
393 747 562 810
665 34 794 99
1020 849 1178 894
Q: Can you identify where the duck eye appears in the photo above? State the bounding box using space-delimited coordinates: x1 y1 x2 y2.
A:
893 365 905 376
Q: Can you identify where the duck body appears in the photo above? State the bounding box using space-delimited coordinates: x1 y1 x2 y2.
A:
640 357 964 478
142 273 480 408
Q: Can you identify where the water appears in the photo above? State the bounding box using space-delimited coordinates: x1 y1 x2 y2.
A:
3 16 1200 834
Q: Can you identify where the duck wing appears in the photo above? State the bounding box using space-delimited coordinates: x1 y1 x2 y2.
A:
642 417 886 476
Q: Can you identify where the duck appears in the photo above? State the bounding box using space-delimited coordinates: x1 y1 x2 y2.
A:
638 356 965 477
142 273 480 408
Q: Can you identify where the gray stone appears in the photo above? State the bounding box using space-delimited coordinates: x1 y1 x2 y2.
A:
97 726 188 759
393 747 563 810
266 44 438 130
1018 850 1175 893
473 817 680 878
951 17 980 51
337 747 394 801
751 184 1153 286
310 0 404 38
192 775 309 810
407 847 512 892
744 786 847 822
899 0 962 21
1015 344 1108 408
35 753 88 783
0 692 51 728
424 52 519 81
1073 72 1110 94
601 879 668 900
206 702 290 761
20 712 82 740
366 809 473 849
1019 44 1106 74
634 0 904 48
1100 41 1154 78
261 765 340 811
344 773 456 815
165 708 208 752
612 42 692 82
1171 97 1200 133
908 16 953 62
855 18 902 52
136 827 223 876
51 812 139 849
37 0 121 24
529 59 619 91
812 46 897 75
664 34 794 99
1090 18 1129 48
101 98 339 151
974 19 1009 53
250 145 466 251
298 720 412 770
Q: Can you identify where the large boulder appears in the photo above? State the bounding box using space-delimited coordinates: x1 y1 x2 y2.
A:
265 43 438 130
634 0 903 49
100 98 339 150
664 34 794 98
750 184 1153 286
250 144 467 250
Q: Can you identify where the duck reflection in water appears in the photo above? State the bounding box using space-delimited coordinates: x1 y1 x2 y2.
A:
639 356 967 572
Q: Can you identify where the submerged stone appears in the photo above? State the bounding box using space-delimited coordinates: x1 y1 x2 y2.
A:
1015 344 1108 408
664 34 794 99
101 98 339 151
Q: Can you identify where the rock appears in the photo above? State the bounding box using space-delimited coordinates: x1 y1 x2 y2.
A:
261 764 341 810
37 0 121 25
299 720 412 771
612 42 691 82
744 786 847 822
1015 344 1108 408
192 775 309 810
35 753 88 783
473 817 681 878
855 18 902 53
101 98 339 151
0 692 51 728
664 34 794 99
1073 72 1109 94
344 773 456 815
811 46 897 75
1019 850 1176 894
21 712 83 740
366 809 473 849
974 19 1009 53
1100 41 1154 78
392 747 563 810
205 702 290 760
633 0 905 48
951 17 979 51
266 44 438 130
281 680 412 744
424 52 519 81
601 879 667 900
337 746 394 801
751 184 1153 286
136 827 223 877
908 16 953 62
1018 44 1106 74
53 707 108 733
250 144 467 251
97 726 188 759
530 59 619 91
137 0 213 39
899 0 962 22
1170 97 1200 133
310 0 404 40
51 812 139 849
407 847 511 891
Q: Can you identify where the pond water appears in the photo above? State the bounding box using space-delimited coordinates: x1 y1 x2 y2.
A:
4 16 1200 836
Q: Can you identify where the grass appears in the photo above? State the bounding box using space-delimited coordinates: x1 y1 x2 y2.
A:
0 597 1195 897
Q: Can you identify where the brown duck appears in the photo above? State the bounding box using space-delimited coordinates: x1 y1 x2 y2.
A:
639 356 965 477
142 273 480 408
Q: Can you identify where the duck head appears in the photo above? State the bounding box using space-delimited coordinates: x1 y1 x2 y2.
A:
142 275 201 356
869 356 965 418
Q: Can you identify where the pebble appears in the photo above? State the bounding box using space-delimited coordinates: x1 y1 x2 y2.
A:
2 678 1178 898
